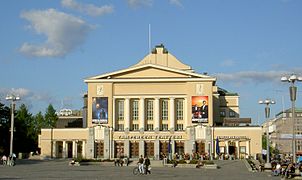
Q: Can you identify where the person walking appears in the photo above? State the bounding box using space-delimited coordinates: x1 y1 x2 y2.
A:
144 156 151 174
138 155 144 174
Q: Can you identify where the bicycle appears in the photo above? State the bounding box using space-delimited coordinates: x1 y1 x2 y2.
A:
133 166 147 175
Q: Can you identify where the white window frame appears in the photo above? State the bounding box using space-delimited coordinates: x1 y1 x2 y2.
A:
117 100 124 120
176 99 184 120
146 99 154 120
161 99 168 120
131 100 139 121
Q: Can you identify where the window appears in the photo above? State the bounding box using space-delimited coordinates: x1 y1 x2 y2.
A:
131 124 139 131
161 99 168 120
176 99 184 120
220 111 226 117
117 124 124 131
161 124 168 131
146 99 154 120
131 100 139 121
229 111 235 117
146 124 153 131
117 100 124 120
176 124 183 131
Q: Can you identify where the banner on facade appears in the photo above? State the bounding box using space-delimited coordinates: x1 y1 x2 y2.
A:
192 96 208 123
92 97 108 124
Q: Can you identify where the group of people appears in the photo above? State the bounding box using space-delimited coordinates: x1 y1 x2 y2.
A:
114 156 130 166
1 154 16 166
137 155 151 174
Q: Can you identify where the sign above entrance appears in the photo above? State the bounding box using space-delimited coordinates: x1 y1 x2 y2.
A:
117 135 183 140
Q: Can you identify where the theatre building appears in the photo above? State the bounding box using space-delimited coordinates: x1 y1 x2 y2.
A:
39 44 262 159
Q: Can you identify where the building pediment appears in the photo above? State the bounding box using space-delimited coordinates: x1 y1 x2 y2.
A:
84 64 215 82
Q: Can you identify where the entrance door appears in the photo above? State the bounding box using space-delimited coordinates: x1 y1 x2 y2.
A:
95 141 104 158
196 141 205 155
115 142 124 158
145 141 154 157
68 142 72 158
175 141 184 155
56 141 63 158
160 141 169 156
130 142 139 158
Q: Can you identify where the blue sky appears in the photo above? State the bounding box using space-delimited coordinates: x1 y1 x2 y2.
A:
0 0 302 125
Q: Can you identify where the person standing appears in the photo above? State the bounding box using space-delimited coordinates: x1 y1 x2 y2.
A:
144 156 151 174
200 100 208 118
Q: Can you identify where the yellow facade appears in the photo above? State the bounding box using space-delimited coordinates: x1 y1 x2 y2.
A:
39 44 262 160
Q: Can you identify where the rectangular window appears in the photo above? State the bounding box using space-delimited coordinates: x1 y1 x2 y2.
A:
131 100 139 121
117 124 124 131
220 111 226 117
161 99 168 120
131 124 139 131
176 124 183 131
146 99 154 120
229 111 235 117
176 99 184 120
117 100 124 120
161 124 168 131
146 124 154 131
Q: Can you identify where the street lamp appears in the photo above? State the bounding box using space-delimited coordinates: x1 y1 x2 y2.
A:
259 99 275 169
5 94 20 158
281 74 302 163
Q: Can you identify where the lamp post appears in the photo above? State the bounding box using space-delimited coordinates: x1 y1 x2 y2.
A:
281 74 302 163
5 94 20 157
259 99 275 169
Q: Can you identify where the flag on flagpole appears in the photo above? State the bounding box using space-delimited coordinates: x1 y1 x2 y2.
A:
216 137 220 155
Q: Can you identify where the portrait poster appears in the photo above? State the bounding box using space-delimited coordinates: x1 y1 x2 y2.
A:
92 97 108 124
192 96 208 123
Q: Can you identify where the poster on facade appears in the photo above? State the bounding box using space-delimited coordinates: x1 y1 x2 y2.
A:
92 97 108 124
192 96 208 123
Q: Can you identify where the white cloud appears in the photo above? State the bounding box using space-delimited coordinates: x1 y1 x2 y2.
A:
61 0 114 17
215 70 290 84
127 0 153 8
169 0 183 7
19 9 92 58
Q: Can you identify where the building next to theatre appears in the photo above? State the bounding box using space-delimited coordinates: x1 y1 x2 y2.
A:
39 44 262 160
267 108 302 155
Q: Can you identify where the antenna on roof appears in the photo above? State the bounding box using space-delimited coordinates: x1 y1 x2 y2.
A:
148 24 151 63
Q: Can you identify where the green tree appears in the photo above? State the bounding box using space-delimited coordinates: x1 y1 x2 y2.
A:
0 102 10 154
15 104 37 153
44 104 58 128
34 111 44 131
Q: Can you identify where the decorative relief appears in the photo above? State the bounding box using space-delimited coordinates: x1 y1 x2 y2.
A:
196 84 203 95
96 85 104 95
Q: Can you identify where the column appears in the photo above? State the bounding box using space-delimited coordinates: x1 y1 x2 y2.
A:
63 141 66 158
154 98 160 131
139 98 145 131
169 98 175 131
72 140 76 158
113 98 116 130
246 140 250 158
225 140 229 155
139 140 145 157
125 98 130 131
52 141 56 158
236 141 240 159
154 140 160 160
183 98 188 128
171 140 175 156
124 140 130 157
82 141 86 158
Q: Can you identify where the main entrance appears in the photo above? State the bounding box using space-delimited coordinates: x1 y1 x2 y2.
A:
130 141 139 158
145 141 154 157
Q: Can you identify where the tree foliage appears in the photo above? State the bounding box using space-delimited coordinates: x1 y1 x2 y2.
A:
0 102 58 155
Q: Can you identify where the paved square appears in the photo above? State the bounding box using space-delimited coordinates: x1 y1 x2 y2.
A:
0 160 279 180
